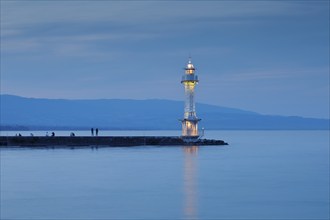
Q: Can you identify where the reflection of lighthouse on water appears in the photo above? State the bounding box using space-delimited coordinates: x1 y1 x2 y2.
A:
183 146 199 219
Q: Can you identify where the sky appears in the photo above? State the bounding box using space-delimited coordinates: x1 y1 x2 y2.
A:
1 0 329 119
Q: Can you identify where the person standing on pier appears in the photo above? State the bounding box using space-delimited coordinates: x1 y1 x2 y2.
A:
96 128 99 136
91 128 94 136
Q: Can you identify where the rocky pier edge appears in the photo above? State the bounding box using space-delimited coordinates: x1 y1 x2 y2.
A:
0 136 228 148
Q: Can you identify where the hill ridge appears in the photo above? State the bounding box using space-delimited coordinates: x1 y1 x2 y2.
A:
1 94 329 130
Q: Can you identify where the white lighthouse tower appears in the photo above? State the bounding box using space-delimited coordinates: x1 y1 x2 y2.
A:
180 58 201 138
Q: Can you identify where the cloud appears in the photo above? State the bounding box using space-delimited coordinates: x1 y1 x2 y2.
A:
203 67 329 85
2 0 327 57
2 38 41 53
2 1 323 37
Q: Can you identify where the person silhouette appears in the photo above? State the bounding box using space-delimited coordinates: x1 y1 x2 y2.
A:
96 128 99 136
91 128 94 136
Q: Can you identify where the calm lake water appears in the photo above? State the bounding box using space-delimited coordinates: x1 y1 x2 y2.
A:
0 130 329 219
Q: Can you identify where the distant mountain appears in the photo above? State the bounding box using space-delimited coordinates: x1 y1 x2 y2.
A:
0 94 329 130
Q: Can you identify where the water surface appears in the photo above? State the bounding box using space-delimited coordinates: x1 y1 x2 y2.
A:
1 130 329 219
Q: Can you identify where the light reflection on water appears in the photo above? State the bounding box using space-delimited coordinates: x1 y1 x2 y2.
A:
183 146 198 219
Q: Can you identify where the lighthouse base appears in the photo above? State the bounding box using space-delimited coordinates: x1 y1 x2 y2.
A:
181 136 200 143
181 118 200 137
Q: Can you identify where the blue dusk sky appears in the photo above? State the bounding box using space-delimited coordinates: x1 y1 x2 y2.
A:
1 0 329 119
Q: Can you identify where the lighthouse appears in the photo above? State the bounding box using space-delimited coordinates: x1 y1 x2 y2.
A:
180 58 201 138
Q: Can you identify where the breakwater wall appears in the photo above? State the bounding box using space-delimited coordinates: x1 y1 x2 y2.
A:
0 136 228 148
